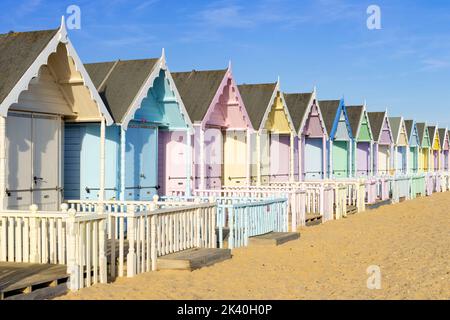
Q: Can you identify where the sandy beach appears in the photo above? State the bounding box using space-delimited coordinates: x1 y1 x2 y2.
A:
59 192 450 300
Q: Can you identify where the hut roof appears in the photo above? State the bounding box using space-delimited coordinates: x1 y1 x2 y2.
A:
346 105 363 138
404 120 414 139
438 128 447 146
85 59 160 123
283 92 313 133
416 123 427 144
389 117 402 143
367 112 386 142
172 69 227 123
318 100 341 136
237 83 277 129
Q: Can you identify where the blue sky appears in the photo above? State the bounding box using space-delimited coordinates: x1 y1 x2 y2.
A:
1 0 450 127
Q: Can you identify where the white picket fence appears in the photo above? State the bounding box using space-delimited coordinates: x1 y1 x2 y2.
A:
0 204 108 291
67 199 217 278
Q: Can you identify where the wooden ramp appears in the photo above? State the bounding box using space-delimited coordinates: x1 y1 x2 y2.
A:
0 262 69 300
157 248 232 271
249 232 300 246
366 199 392 210
305 213 323 226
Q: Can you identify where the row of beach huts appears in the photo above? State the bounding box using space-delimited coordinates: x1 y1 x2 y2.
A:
0 19 449 298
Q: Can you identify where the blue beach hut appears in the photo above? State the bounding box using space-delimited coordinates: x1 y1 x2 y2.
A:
64 50 193 201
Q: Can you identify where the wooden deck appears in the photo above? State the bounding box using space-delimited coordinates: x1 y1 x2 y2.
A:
0 262 69 300
157 248 232 271
249 232 300 246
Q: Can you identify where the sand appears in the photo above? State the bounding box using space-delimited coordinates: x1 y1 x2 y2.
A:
59 192 450 300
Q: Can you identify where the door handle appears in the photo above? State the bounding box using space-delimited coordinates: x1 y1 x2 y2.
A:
140 173 146 179
33 176 43 184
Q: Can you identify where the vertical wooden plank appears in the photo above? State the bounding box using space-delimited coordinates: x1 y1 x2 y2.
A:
7 217 14 261
86 221 92 287
93 220 98 284
23 217 29 262
15 217 22 262
118 216 124 277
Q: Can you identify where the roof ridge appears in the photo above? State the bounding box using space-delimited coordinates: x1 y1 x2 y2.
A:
97 60 120 91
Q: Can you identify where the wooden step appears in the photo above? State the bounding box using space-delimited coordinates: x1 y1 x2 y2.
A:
366 199 392 210
157 248 232 271
249 232 300 246
346 205 358 215
305 214 322 226
0 262 69 300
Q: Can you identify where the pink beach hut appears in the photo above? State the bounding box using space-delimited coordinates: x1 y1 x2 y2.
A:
368 111 394 176
172 65 253 190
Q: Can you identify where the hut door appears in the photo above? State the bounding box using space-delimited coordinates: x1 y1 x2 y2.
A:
139 126 157 200
223 130 247 186
356 142 370 176
6 112 60 210
125 124 157 200
378 145 390 174
304 138 323 180
397 147 406 173
204 128 222 189
269 134 290 182
158 131 188 195
332 141 348 178
6 113 33 210
260 131 270 185
32 115 60 210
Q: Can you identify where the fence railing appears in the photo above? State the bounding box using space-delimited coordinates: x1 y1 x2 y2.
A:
195 187 302 231
0 204 108 291
67 199 217 278
170 192 289 248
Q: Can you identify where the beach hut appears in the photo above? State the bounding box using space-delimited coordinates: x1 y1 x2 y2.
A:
172 65 252 189
427 125 440 172
416 123 431 173
319 99 353 179
368 111 394 176
404 120 420 173
347 104 374 177
389 117 409 175
438 128 449 171
65 51 193 201
284 88 328 180
238 81 296 184
0 19 113 210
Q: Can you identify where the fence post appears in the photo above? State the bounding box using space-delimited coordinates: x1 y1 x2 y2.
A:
209 196 216 248
194 197 202 247
98 206 107 284
126 204 136 278
29 204 40 263
150 202 157 271
66 208 80 291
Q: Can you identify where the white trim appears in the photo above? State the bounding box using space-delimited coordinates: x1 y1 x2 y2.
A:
165 65 194 134
0 18 113 125
120 57 165 129
201 67 253 131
